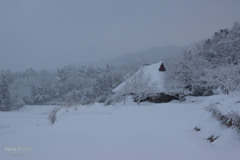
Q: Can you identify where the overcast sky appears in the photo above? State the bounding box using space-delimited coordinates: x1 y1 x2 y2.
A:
1 0 240 71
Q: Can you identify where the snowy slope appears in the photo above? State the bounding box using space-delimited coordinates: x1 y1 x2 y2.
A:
203 93 240 115
1 97 240 160
113 61 165 93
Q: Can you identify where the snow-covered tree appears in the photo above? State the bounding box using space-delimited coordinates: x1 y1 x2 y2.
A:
167 22 240 96
203 64 240 94
165 51 211 96
30 86 52 104
55 68 71 99
118 68 158 104
92 65 113 102
0 75 12 111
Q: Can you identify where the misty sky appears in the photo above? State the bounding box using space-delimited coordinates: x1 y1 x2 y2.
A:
1 0 240 71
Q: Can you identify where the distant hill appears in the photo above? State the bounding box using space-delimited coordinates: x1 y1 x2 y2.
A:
110 46 184 65
99 46 185 75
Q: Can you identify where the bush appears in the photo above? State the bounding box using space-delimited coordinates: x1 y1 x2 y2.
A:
48 107 61 124
206 104 240 131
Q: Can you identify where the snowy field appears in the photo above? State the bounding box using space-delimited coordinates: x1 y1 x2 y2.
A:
1 96 240 160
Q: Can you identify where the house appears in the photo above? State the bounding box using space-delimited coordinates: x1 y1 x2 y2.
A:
113 61 178 103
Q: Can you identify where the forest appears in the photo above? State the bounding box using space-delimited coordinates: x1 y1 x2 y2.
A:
0 22 240 111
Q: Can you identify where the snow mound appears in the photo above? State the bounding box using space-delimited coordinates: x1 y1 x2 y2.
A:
203 93 240 115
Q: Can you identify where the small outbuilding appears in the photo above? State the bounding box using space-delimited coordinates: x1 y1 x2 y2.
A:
113 61 178 103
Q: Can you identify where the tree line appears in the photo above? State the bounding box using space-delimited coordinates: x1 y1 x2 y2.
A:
0 65 123 111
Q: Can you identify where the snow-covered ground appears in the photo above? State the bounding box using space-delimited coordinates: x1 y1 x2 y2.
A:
0 95 240 160
204 92 240 115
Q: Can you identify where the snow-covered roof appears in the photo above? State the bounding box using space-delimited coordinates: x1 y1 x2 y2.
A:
113 61 166 93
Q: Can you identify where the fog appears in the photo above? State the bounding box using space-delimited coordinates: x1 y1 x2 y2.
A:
1 0 240 71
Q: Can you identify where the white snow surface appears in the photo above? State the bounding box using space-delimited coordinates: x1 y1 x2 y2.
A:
185 92 240 115
1 95 240 160
204 92 240 115
113 61 165 93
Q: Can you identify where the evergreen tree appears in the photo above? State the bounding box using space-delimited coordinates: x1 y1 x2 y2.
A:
0 75 12 111
92 65 113 102
55 68 70 99
31 86 50 104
